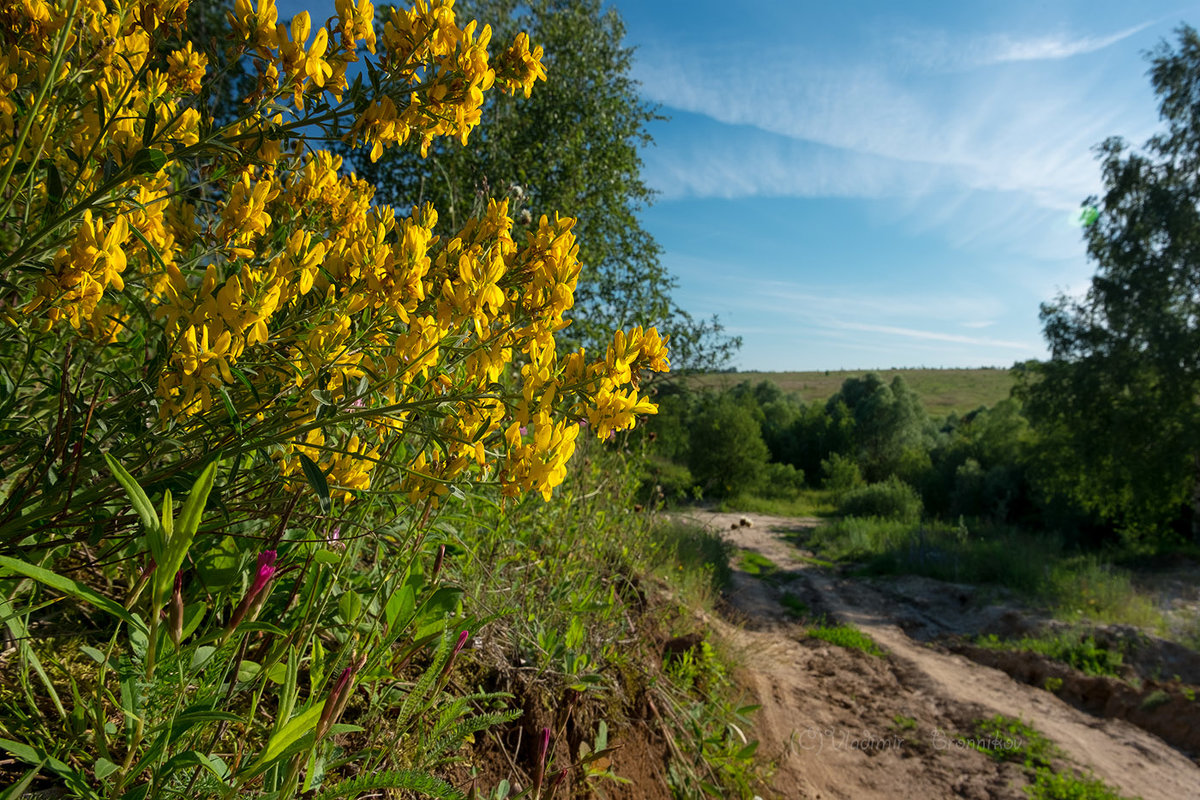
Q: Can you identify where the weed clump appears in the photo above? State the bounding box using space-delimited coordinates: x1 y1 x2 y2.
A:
806 622 885 657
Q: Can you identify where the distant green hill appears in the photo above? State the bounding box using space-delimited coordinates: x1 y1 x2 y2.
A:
687 368 1016 418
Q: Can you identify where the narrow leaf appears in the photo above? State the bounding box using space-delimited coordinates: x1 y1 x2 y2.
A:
297 452 331 514
104 454 161 562
0 556 146 634
246 701 326 774
142 103 157 148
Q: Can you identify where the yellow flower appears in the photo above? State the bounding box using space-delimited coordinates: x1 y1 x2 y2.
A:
166 41 207 94
496 32 546 98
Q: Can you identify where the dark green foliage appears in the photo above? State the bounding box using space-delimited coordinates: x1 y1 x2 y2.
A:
348 0 738 369
762 462 806 498
838 477 923 522
687 398 770 498
1020 26 1200 542
820 452 864 496
640 456 695 506
827 374 934 483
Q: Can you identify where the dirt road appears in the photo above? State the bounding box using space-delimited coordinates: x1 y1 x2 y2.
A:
679 510 1200 800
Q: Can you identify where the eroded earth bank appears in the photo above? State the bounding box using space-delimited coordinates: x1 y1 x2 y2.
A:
679 511 1200 800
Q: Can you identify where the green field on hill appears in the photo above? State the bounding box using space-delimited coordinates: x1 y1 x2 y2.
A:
688 368 1017 417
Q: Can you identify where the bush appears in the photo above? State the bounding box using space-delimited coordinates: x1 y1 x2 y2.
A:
838 477 923 522
641 456 696 506
821 452 864 496
762 462 806 498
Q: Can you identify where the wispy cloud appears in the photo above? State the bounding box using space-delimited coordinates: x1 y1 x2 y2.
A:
634 20 1162 275
833 321 1033 350
984 23 1154 64
892 22 1155 71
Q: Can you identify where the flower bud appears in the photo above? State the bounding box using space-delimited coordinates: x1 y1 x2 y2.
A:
168 571 184 646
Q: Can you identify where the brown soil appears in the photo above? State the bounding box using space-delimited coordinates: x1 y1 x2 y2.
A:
677 510 1200 800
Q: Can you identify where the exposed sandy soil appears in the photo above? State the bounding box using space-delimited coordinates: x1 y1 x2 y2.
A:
677 510 1200 800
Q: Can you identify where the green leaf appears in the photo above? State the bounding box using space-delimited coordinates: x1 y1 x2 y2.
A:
384 582 416 630
104 454 162 564
0 556 146 635
160 750 230 783
160 488 173 542
0 763 42 799
218 386 241 433
94 757 119 780
298 452 331 514
0 739 94 798
156 461 218 600
246 701 326 775
177 461 218 540
311 548 343 565
180 601 207 641
735 740 759 759
195 535 240 591
338 590 362 624
45 161 63 210
129 147 166 175
142 103 157 148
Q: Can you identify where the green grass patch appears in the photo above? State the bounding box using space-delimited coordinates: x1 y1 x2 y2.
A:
963 715 1058 767
716 490 835 517
976 630 1125 678
1045 556 1162 629
1025 767 1134 800
653 520 736 599
737 549 780 579
959 717 1133 799
806 623 885 657
809 518 1164 629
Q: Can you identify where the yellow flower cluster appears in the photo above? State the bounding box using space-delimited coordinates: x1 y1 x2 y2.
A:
4 0 664 509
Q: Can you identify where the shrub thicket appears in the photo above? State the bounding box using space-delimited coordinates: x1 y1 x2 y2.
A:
838 477 924 522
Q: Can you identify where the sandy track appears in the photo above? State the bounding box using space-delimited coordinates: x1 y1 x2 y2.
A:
677 510 1200 800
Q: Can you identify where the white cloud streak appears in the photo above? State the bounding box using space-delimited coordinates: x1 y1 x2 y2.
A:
891 21 1155 71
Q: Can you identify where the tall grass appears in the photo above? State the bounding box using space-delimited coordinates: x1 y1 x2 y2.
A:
810 517 1164 628
438 437 766 795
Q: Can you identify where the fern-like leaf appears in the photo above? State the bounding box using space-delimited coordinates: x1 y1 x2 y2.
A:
315 768 465 799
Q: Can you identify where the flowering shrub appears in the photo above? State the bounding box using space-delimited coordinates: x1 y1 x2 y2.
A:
0 0 667 795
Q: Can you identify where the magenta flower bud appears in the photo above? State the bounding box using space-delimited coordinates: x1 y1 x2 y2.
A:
548 767 568 799
431 544 446 582
533 726 551 793
439 630 470 682
250 550 277 596
223 550 279 639
315 654 366 741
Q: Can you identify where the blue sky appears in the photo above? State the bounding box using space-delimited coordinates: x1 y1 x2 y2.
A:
609 0 1200 370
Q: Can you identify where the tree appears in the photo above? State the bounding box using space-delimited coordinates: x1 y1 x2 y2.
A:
687 397 769 498
1019 26 1200 541
827 374 933 483
348 0 738 370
